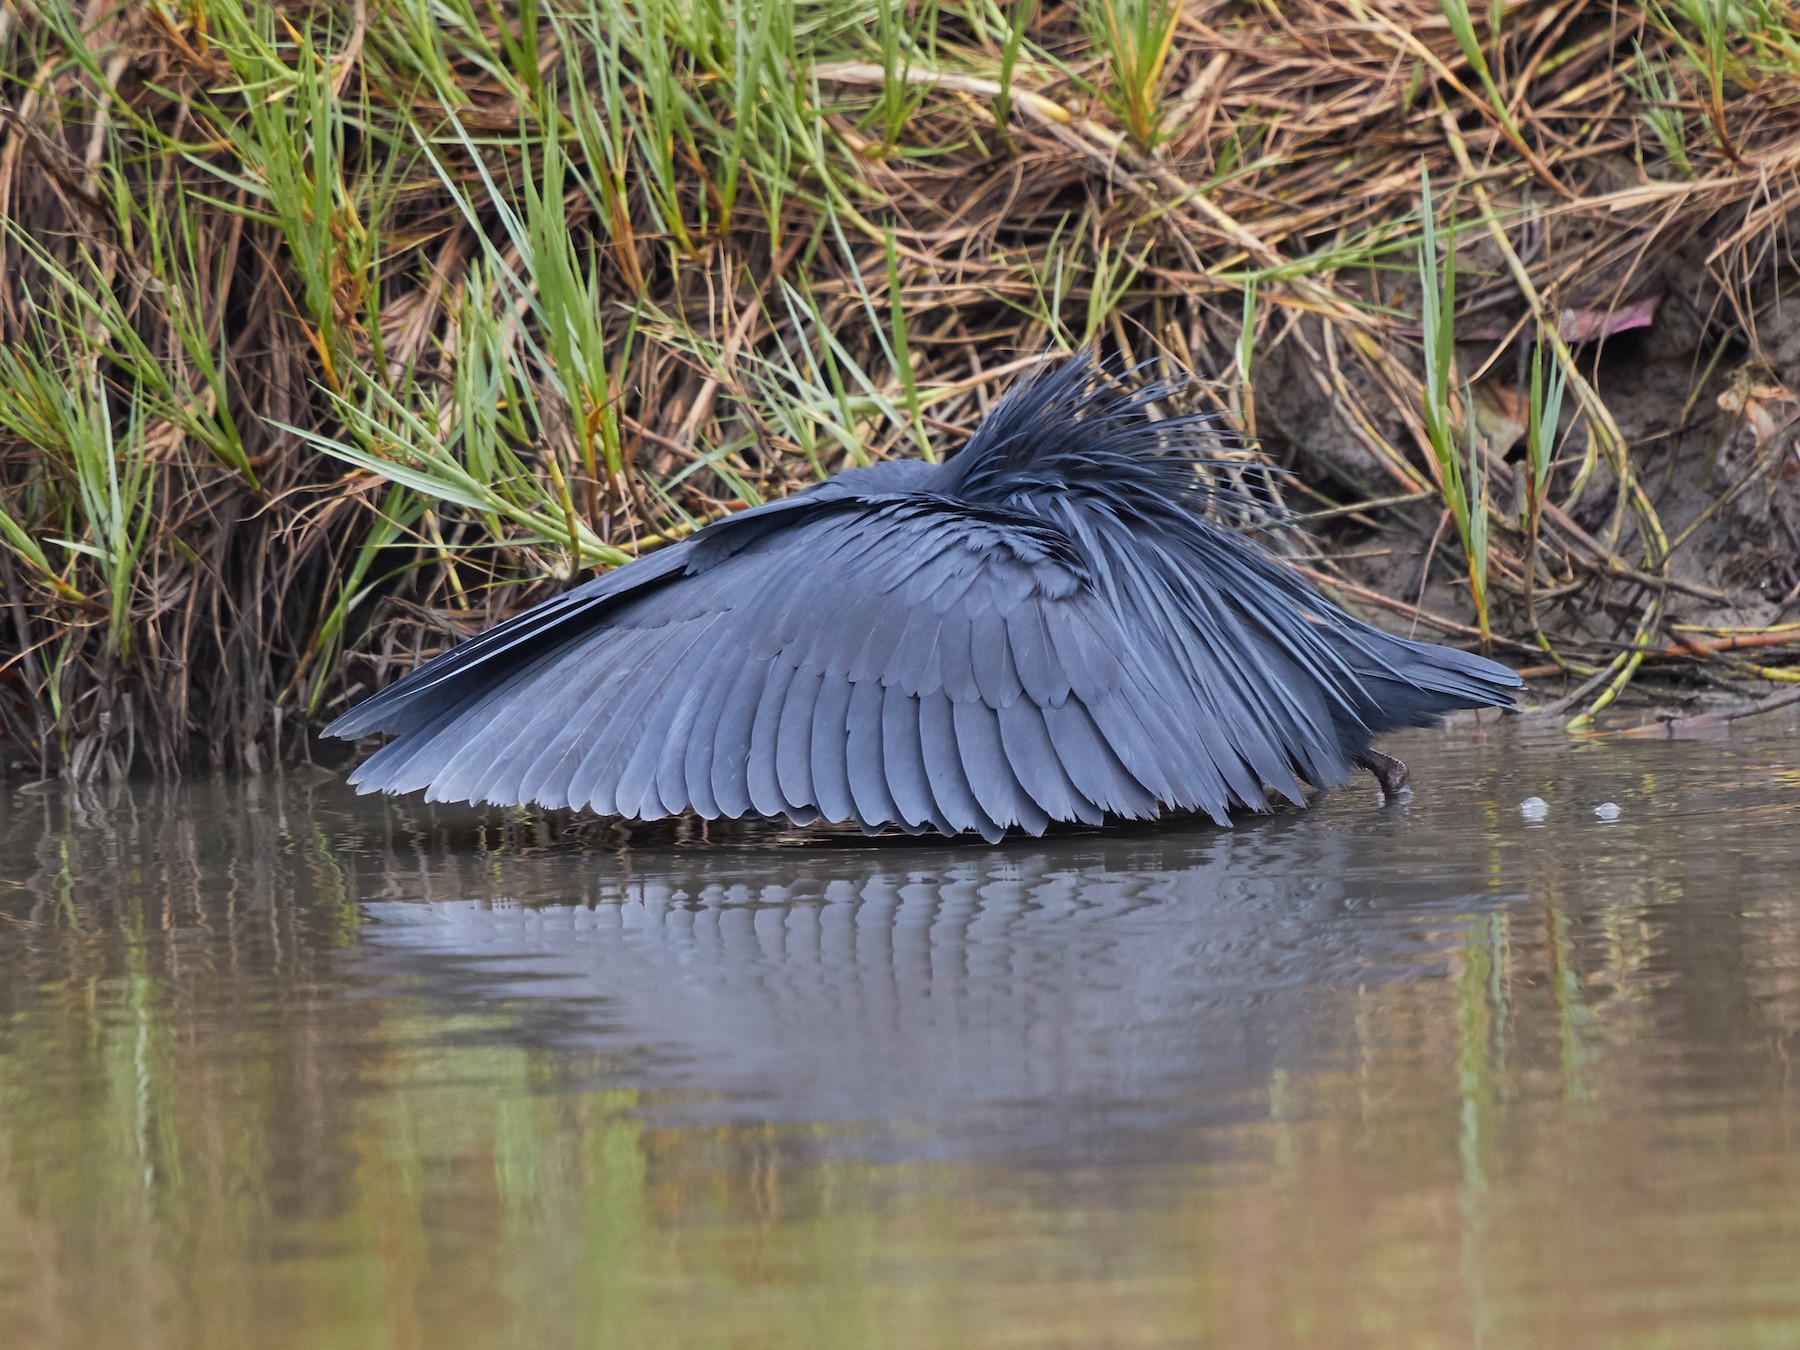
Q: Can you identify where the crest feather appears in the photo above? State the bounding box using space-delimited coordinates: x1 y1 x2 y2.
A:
933 352 1271 527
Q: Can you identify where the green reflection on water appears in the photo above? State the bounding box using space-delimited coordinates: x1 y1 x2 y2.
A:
4 730 1800 1349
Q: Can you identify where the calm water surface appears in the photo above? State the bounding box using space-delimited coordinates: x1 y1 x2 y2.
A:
5 721 1800 1348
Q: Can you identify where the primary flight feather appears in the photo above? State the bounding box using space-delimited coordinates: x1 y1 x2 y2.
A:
327 355 1520 840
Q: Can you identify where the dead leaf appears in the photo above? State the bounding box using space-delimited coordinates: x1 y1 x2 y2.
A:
1556 295 1661 343
1441 294 1663 344
1716 372 1798 449
1471 382 1528 455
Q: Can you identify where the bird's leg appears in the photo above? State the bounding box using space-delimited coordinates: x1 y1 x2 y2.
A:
1355 748 1411 800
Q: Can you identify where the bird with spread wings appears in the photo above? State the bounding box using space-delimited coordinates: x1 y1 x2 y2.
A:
328 355 1520 840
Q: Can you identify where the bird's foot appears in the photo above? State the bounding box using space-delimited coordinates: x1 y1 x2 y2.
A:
1355 749 1412 803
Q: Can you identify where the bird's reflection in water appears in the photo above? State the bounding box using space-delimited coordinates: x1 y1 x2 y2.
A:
361 810 1508 1163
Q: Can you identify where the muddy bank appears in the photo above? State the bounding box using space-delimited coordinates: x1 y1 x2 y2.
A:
3 1 1799 776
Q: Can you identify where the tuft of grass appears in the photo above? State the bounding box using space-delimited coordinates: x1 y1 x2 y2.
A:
1520 337 1569 638
1627 44 1697 177
1415 168 1490 650
1436 0 1525 150
993 0 1038 147
1650 0 1751 163
1083 0 1183 149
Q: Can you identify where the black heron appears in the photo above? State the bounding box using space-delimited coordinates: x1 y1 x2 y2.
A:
327 355 1520 841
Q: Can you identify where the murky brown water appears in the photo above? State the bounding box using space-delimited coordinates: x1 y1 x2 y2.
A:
4 720 1800 1348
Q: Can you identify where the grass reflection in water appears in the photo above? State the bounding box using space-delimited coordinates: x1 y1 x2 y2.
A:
4 726 1800 1348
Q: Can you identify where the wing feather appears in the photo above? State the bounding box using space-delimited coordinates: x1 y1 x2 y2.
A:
969 604 1023 708
845 679 901 829
934 610 978 704
607 615 732 818
1080 684 1188 813
1006 602 1069 707
952 698 1049 835
352 641 565 797
880 683 949 834
471 639 640 806
997 699 1102 825
679 640 752 820
746 657 798 818
514 622 694 810
324 547 696 739
918 688 1001 840
808 674 856 823
542 620 711 812
1041 699 1159 819
882 603 944 697
709 660 770 819
776 664 823 814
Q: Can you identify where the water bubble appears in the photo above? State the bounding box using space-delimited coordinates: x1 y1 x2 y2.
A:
1519 796 1549 822
1594 802 1622 821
